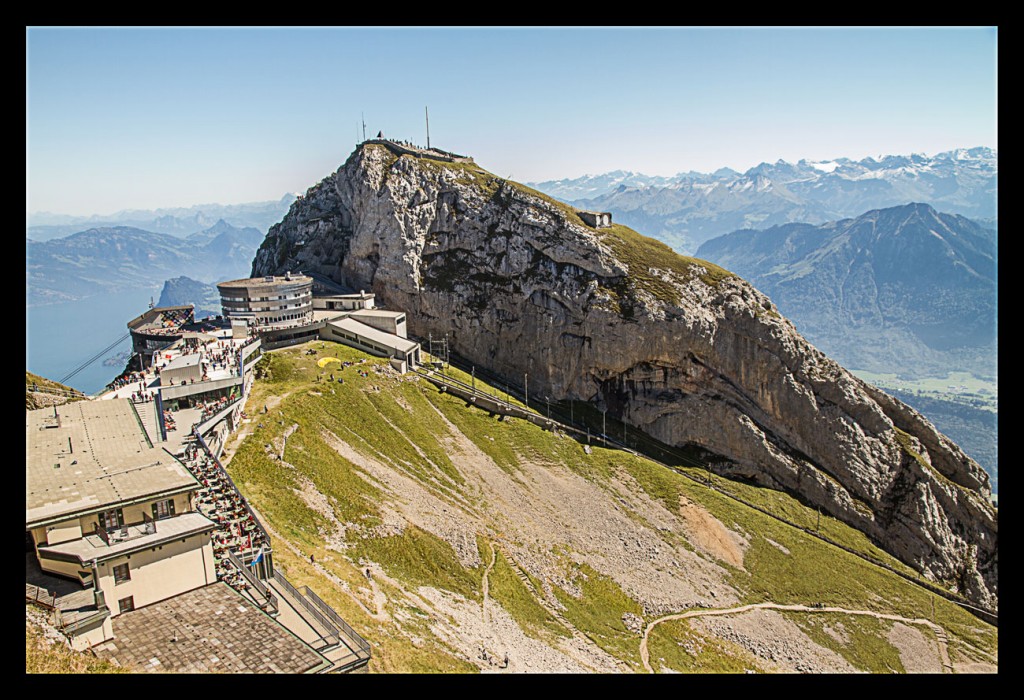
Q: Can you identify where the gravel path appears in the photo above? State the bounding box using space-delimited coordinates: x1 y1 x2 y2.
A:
639 602 955 674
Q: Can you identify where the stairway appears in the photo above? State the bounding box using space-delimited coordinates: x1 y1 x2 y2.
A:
266 576 340 652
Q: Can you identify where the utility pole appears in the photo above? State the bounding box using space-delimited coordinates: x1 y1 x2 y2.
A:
602 409 606 446
524 373 528 410
472 366 475 393
362 113 367 142
545 397 550 419
425 106 431 150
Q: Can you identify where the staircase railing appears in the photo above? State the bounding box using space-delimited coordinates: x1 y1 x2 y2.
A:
271 570 340 649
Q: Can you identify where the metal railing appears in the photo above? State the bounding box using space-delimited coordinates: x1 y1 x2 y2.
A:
26 583 57 610
27 384 88 399
414 348 1001 627
227 550 278 613
302 586 371 659
192 427 273 550
271 570 340 649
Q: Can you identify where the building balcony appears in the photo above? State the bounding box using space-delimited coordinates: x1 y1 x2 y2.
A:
37 512 216 566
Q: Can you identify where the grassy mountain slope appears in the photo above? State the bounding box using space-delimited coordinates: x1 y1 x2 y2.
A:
218 341 997 673
26 371 88 409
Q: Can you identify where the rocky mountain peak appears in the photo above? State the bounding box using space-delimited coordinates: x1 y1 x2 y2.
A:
251 141 997 610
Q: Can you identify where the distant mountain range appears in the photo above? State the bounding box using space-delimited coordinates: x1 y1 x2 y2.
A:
695 202 997 380
27 194 297 241
156 276 222 319
529 147 996 253
26 219 264 306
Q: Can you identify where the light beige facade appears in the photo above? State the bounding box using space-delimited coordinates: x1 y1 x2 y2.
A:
160 353 203 386
312 290 376 311
321 317 421 368
92 530 216 614
349 309 407 338
26 399 217 649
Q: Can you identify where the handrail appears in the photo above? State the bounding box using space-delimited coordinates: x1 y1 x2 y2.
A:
301 586 371 657
227 550 274 604
27 385 88 399
26 583 57 610
271 570 340 647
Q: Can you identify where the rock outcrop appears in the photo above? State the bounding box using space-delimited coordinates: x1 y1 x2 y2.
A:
252 142 997 610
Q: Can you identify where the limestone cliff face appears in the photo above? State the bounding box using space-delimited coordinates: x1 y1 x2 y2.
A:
252 142 997 610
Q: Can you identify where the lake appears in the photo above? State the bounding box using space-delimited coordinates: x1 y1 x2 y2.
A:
26 288 158 395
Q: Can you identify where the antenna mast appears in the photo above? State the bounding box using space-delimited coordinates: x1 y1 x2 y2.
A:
361 112 367 142
425 106 430 150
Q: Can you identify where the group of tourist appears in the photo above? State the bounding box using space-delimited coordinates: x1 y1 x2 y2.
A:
182 439 269 584
107 369 148 392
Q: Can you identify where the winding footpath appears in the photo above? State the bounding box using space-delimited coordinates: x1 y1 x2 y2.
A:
639 602 953 673
481 542 497 624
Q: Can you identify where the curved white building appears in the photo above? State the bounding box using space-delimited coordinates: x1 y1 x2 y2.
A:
217 273 313 326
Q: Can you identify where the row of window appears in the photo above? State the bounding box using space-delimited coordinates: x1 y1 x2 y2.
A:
221 291 311 302
263 313 308 323
98 498 186 615
99 499 174 531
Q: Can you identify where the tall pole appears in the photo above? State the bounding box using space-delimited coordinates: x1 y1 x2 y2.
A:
602 409 606 446
362 113 367 142
524 373 528 410
425 106 431 149
472 366 475 393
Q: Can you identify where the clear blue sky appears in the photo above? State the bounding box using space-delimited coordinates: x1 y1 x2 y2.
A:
27 26 998 216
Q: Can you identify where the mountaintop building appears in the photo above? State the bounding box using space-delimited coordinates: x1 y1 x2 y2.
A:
217 273 313 327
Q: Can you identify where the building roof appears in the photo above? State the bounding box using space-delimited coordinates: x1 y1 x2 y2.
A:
349 309 405 320
127 306 194 333
318 291 374 300
162 352 201 372
326 317 419 354
91 582 332 673
312 309 348 323
26 400 200 528
37 512 216 564
217 274 312 289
